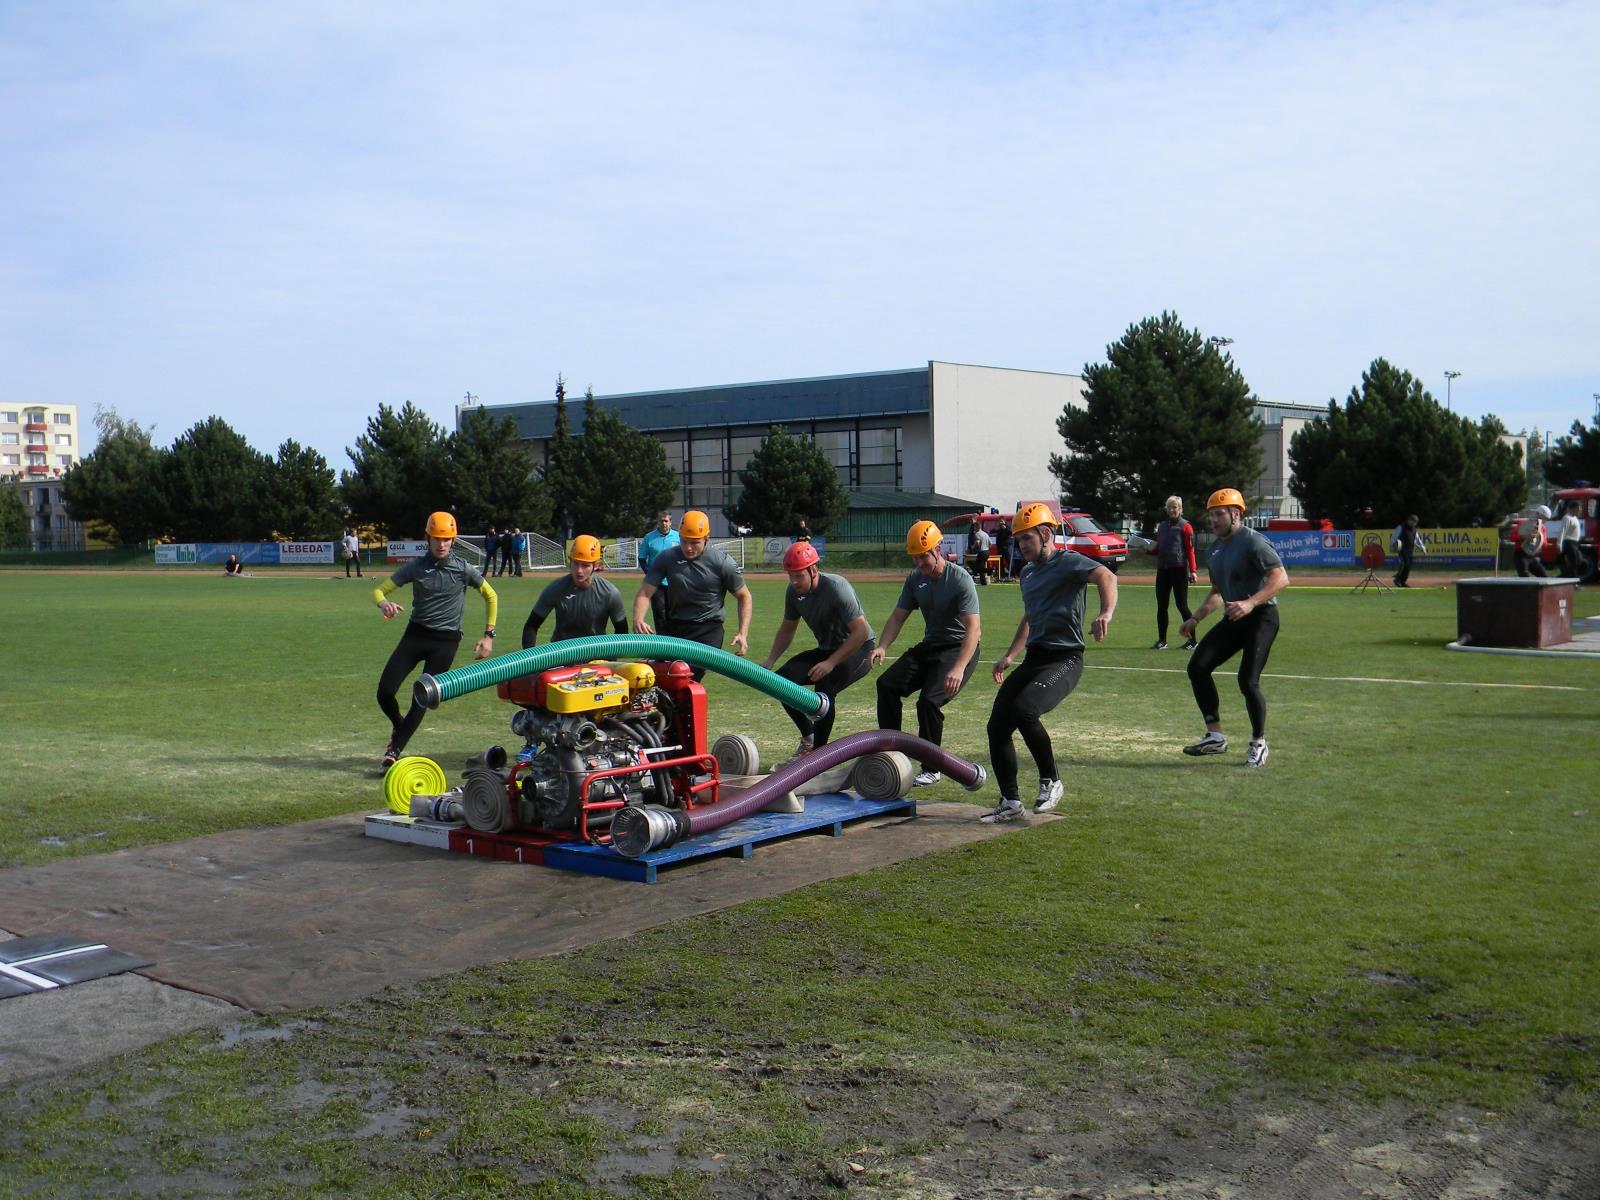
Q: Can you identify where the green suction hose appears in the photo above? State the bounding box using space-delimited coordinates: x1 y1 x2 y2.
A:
412 634 828 718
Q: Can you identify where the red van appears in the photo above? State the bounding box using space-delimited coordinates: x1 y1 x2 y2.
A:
940 503 1128 574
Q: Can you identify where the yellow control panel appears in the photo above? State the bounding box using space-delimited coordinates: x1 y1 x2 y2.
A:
544 669 632 714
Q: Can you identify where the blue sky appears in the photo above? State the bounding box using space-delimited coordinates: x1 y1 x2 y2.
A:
4 1 1596 468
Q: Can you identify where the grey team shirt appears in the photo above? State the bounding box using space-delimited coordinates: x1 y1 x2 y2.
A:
895 562 980 646
783 572 873 651
388 553 485 634
1019 549 1100 650
645 545 746 624
533 574 626 642
1207 527 1284 604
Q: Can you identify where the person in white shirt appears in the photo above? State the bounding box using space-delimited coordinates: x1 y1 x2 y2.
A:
1557 503 1584 579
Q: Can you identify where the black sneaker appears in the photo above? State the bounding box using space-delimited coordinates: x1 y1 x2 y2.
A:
1152 641 1168 650
1182 639 1198 650
1182 733 1228 756
382 741 399 769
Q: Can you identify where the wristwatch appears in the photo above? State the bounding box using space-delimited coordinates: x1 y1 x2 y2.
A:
484 628 496 638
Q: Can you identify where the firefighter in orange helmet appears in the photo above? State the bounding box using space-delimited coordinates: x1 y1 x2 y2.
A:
632 509 753 679
868 519 983 786
1177 488 1290 769
522 534 627 647
370 511 498 768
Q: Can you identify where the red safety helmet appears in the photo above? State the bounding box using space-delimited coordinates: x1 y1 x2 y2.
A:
782 540 820 571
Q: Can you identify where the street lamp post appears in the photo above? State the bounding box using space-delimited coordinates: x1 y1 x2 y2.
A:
1444 370 1461 411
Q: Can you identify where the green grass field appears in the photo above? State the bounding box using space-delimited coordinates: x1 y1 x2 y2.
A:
3 568 1598 1196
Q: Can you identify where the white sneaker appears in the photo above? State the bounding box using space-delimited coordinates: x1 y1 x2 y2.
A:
1034 778 1063 813
1182 732 1228 757
979 798 1026 824
1245 739 1269 768
913 770 942 787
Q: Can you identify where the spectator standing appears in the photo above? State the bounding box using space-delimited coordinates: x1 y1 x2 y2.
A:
982 503 1117 822
760 541 874 756
370 511 497 768
511 527 527 576
496 527 515 577
795 518 811 542
1557 502 1584 579
639 511 680 631
967 523 992 586
522 535 626 646
870 520 982 787
1390 515 1427 587
343 529 363 578
1178 488 1290 769
993 520 1012 582
1148 496 1198 647
483 525 499 576
633 509 753 679
1515 507 1549 577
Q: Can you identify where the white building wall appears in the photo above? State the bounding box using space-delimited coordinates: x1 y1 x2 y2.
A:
928 362 1082 509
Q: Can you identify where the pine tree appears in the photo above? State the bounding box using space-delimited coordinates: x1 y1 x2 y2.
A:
61 407 167 543
265 439 342 538
340 402 451 536
574 398 677 536
1547 418 1600 490
1051 312 1261 529
447 408 551 533
726 426 848 535
0 485 28 549
540 376 581 537
161 417 274 541
1288 358 1525 526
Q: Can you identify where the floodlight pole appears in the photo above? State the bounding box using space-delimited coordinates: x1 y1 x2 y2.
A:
1444 370 1461 411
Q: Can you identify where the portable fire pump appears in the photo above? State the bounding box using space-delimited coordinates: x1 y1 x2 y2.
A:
455 658 759 844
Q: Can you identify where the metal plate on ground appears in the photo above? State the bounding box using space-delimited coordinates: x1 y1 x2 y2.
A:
0 933 154 999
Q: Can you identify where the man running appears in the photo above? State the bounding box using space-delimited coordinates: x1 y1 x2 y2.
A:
982 502 1116 822
632 509 752 679
871 520 982 787
371 511 497 768
522 534 627 646
1178 487 1290 768
760 541 874 757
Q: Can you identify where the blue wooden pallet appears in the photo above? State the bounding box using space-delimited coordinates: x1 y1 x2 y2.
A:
543 793 916 884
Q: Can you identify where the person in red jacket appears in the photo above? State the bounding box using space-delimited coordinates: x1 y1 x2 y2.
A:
1147 495 1198 649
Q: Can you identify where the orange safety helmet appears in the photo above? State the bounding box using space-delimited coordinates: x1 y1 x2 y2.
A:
782 540 820 571
680 510 711 539
1012 502 1056 536
570 534 602 564
425 511 458 538
905 520 943 556
1205 487 1246 512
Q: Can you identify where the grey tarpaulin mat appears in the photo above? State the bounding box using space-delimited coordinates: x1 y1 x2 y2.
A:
0 933 154 997
0 801 1041 1013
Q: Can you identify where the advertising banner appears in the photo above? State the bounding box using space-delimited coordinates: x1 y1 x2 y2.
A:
387 539 428 562
278 541 335 564
155 544 197 564
1257 530 1354 567
1354 528 1496 568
